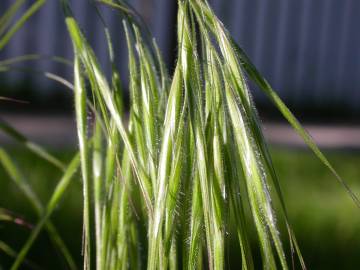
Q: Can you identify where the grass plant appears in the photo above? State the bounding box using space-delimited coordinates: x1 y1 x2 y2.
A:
0 0 359 269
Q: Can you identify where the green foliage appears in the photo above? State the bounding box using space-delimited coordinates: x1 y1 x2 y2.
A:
0 0 46 50
60 0 359 269
0 1 77 269
0 147 78 270
0 0 358 269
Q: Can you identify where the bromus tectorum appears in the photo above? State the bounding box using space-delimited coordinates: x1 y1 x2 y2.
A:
1 0 359 269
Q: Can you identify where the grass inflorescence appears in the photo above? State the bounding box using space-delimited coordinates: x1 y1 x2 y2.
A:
62 0 308 268
1 0 359 269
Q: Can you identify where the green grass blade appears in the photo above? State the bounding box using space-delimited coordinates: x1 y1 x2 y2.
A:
224 137 255 270
0 148 77 270
134 26 159 185
96 0 134 16
0 118 66 171
123 20 148 174
73 55 92 270
10 154 80 270
0 0 46 50
64 10 153 215
187 174 204 270
0 241 40 270
92 119 104 270
232 41 360 209
148 64 185 269
178 3 217 268
0 148 43 212
0 54 72 67
223 79 280 269
0 0 26 36
99 124 118 269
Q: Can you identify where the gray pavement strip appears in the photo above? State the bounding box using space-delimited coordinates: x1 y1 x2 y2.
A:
263 123 360 149
1 115 360 149
0 114 78 147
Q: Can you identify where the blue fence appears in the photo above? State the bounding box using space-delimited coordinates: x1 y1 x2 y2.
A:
1 0 359 112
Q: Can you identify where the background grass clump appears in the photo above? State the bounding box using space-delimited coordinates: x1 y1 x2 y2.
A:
0 0 359 269
1 148 359 269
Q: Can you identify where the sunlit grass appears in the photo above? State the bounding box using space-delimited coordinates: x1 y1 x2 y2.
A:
1 148 359 269
0 0 359 269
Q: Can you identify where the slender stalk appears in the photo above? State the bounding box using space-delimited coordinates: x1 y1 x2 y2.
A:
74 56 92 270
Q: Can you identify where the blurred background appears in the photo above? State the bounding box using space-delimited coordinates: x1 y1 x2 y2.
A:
0 0 359 269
